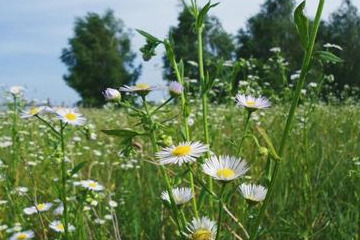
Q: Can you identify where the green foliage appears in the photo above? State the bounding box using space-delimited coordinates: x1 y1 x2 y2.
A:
61 10 141 107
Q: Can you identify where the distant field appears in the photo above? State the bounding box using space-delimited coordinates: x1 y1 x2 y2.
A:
0 104 359 239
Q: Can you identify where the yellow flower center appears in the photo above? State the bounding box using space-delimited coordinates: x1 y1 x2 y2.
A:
192 229 212 240
56 223 65 231
89 182 98 188
17 233 28 240
37 203 46 211
216 168 235 179
65 113 77 121
135 83 150 90
29 107 39 115
172 145 191 156
246 100 256 107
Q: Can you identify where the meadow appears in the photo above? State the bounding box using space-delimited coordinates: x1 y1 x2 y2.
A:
0 102 359 239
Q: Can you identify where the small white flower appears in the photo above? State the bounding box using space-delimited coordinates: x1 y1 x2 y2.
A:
49 220 75 233
81 180 104 191
23 202 53 215
308 82 318 88
10 230 34 240
269 47 281 53
103 88 121 102
109 200 118 208
202 155 249 182
186 216 217 240
239 183 267 203
156 142 208 166
20 106 46 118
161 187 194 205
119 83 158 96
323 43 343 51
235 94 271 111
53 203 64 215
9 86 26 96
55 108 86 126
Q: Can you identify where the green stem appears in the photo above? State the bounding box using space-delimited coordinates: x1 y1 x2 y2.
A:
60 122 69 239
215 184 226 240
36 115 61 138
151 97 173 114
236 111 252 157
249 1 325 239
10 95 19 186
142 97 185 239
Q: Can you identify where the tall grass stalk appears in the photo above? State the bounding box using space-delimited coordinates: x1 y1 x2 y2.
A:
60 121 70 239
249 0 325 239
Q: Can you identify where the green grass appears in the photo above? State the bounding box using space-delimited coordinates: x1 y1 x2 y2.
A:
0 104 359 239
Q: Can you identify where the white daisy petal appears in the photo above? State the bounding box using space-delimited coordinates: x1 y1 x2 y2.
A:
202 155 249 182
239 183 267 203
186 216 217 240
235 94 271 111
10 230 35 240
55 108 86 126
161 187 194 205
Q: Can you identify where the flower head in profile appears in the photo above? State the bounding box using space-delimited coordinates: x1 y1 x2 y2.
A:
119 83 158 96
168 81 183 97
156 142 208 166
55 108 86 126
49 220 75 233
161 187 194 205
103 88 121 102
235 94 271 111
186 216 217 240
21 106 46 118
202 155 249 182
23 202 53 215
81 180 104 191
9 86 26 96
10 230 35 240
239 183 267 204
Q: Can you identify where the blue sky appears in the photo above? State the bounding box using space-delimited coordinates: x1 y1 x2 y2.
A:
0 0 356 105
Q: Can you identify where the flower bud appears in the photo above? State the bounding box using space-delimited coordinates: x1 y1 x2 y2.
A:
103 88 121 102
168 81 183 97
258 147 269 157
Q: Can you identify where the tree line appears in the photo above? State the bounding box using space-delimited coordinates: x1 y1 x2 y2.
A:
61 0 360 106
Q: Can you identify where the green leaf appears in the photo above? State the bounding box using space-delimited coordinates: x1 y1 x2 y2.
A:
70 161 87 177
256 126 281 161
196 2 220 30
102 128 145 138
136 29 161 43
316 51 344 63
294 1 309 49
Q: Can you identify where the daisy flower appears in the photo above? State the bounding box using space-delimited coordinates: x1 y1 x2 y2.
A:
9 86 25 96
55 108 86 126
81 180 104 191
49 220 75 233
156 142 208 166
186 216 217 240
235 94 271 111
161 187 194 205
20 106 46 118
119 83 158 96
239 183 267 203
23 203 53 215
10 230 34 240
103 88 121 102
202 155 249 182
168 81 183 97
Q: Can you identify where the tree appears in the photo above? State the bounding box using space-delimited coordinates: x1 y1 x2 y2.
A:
235 0 302 68
61 10 141 106
162 7 235 101
320 0 360 92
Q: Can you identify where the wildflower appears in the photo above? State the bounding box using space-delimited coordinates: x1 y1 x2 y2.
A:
49 220 75 233
10 230 34 240
9 86 25 96
56 108 86 126
81 180 104 191
161 187 194 205
156 142 208 166
235 94 271 111
186 216 217 240
202 155 249 182
53 203 64 215
119 83 158 96
23 203 53 215
239 183 267 203
308 82 318 88
168 81 183 97
269 47 281 53
20 106 46 118
109 200 118 208
323 43 343 51
103 88 121 102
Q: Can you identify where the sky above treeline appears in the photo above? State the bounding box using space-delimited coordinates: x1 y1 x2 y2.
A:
0 0 357 105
